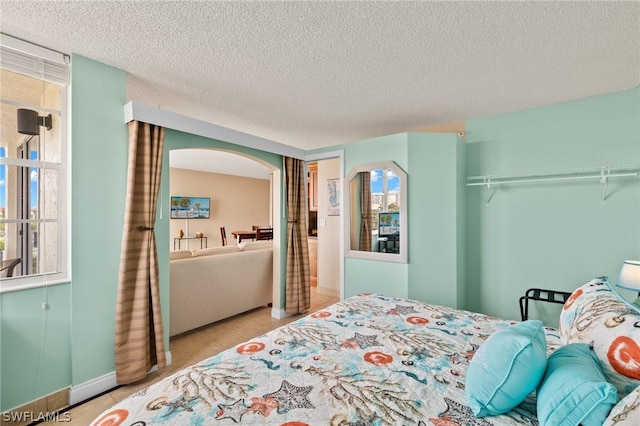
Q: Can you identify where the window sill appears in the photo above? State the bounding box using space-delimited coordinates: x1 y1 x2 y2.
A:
0 273 70 294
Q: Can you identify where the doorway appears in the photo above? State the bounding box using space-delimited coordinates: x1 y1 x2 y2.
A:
305 153 344 300
168 149 273 248
168 147 284 316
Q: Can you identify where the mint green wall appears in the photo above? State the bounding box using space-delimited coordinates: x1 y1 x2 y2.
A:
343 133 408 175
71 55 128 384
2 56 287 412
465 88 640 323
456 136 467 308
315 88 639 324
1 285 71 411
2 52 637 412
314 132 466 303
311 132 466 301
344 259 408 298
407 133 465 308
0 54 124 411
339 133 410 298
68 58 286 396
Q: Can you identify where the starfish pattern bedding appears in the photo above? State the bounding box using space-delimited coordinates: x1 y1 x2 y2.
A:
91 293 562 425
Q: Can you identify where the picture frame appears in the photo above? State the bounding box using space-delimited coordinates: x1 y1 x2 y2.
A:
170 196 210 219
378 211 400 237
327 179 340 216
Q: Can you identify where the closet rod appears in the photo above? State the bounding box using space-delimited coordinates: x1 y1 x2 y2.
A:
466 171 638 187
467 165 638 187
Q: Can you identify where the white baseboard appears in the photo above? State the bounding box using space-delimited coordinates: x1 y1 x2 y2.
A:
69 371 118 405
271 307 290 319
69 351 172 405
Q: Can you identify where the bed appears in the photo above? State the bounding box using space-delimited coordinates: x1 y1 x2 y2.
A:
91 279 640 425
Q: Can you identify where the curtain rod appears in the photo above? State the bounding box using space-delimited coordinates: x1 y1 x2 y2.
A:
123 101 305 160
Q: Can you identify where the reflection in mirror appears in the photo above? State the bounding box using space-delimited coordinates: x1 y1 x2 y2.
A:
346 162 407 263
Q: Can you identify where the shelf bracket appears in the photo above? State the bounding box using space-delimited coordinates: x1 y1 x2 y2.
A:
600 167 611 202
484 176 494 204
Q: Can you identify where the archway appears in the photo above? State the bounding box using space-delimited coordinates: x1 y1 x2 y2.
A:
166 147 283 334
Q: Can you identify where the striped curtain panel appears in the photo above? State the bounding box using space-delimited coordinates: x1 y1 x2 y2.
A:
284 157 311 314
115 121 166 384
359 171 372 251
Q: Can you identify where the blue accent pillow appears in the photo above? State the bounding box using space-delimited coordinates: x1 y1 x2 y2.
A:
537 343 618 426
466 320 547 417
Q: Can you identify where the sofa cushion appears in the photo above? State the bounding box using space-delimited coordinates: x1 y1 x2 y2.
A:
191 245 242 257
170 245 273 336
559 278 640 398
239 241 273 251
169 250 192 260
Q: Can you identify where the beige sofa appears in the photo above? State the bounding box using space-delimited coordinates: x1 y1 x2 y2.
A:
169 241 273 336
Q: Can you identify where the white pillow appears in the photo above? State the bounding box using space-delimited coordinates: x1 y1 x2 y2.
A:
241 241 273 251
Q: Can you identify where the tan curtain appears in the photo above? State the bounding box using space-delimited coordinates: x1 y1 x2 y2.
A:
285 157 311 314
359 171 372 251
115 121 166 384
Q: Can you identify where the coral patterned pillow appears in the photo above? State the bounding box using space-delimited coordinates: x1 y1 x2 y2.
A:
559 278 640 399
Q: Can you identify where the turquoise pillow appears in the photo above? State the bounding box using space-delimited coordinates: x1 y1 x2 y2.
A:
465 320 547 417
537 343 618 426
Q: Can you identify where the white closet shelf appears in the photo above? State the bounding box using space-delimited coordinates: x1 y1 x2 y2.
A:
466 165 639 202
467 165 638 187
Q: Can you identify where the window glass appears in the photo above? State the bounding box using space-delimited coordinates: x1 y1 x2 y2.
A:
0 67 66 285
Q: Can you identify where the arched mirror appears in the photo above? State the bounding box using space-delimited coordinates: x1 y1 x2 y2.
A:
345 161 407 263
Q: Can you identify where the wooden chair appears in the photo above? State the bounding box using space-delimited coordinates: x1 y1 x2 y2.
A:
255 226 273 241
220 227 227 246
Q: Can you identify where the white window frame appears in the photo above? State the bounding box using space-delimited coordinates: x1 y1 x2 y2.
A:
0 34 70 293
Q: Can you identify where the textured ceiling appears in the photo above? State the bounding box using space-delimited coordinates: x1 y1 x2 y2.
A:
1 1 639 150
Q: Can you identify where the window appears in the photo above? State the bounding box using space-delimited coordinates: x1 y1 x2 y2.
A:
0 34 69 291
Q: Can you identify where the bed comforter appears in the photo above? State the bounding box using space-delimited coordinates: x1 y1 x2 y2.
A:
91 293 561 425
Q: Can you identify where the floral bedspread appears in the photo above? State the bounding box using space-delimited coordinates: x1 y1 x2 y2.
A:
91 294 561 425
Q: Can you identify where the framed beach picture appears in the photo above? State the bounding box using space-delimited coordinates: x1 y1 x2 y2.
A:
170 196 210 219
327 179 340 216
